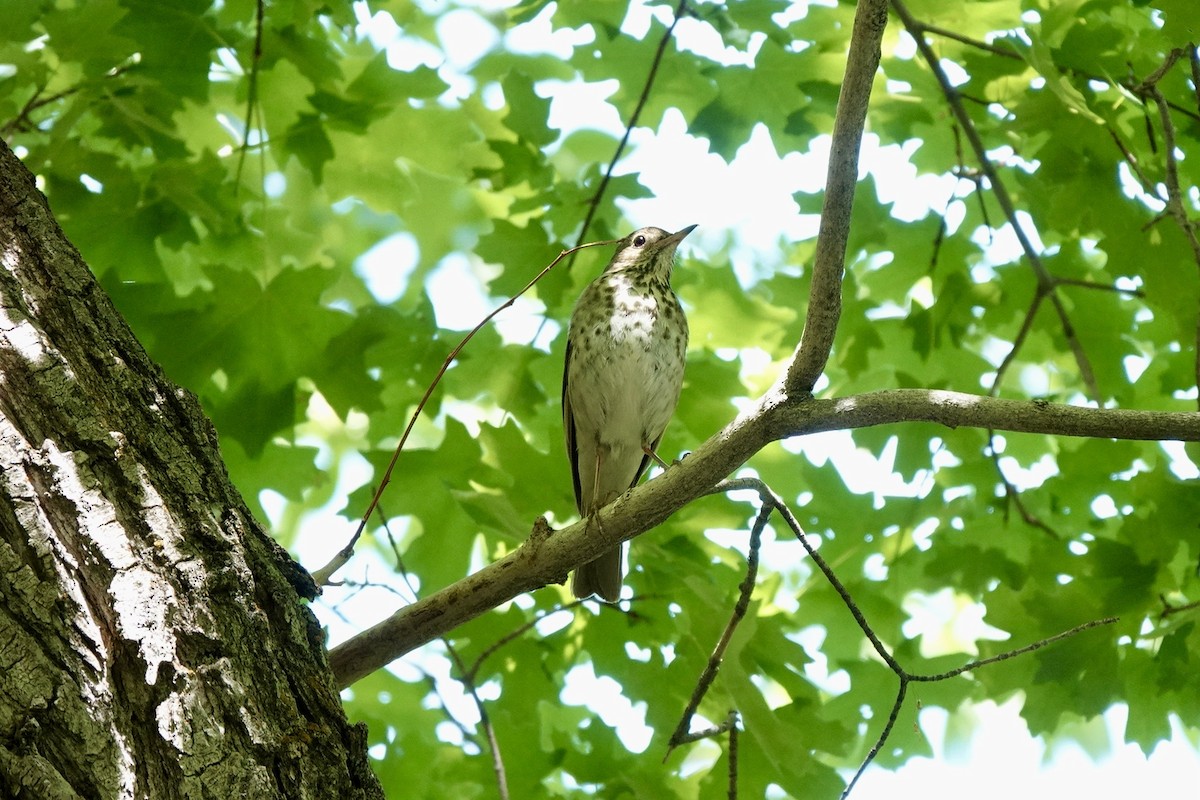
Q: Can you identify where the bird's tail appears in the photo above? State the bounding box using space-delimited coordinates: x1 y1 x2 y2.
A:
571 546 623 602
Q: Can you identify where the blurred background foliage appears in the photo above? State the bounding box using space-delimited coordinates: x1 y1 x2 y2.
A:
3 0 1199 796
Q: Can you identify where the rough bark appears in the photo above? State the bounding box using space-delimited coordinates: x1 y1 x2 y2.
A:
0 140 381 797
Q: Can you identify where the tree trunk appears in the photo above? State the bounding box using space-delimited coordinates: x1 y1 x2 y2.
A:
0 141 381 798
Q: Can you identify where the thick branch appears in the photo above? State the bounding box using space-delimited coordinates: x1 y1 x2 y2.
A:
786 0 889 394
328 386 1199 686
328 393 776 687
771 389 1200 441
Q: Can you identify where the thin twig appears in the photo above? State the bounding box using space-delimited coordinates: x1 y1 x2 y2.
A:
728 711 740 800
909 616 1118 681
234 0 267 186
676 475 1118 800
419 669 480 745
1136 56 1200 401
310 237 615 585
893 0 1102 402
445 645 510 800
572 0 691 253
1159 595 1200 619
1106 126 1162 202
465 601 586 683
1 63 136 137
665 494 767 754
667 709 739 747
841 680 907 799
1053 276 1145 297
374 504 511 799
988 290 1045 396
919 22 1021 59
990 444 1060 538
1190 46 1200 115
1141 91 1200 264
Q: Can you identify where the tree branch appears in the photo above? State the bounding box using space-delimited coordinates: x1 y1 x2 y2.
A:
786 0 889 394
648 473 1118 799
328 386 1200 687
1134 53 1200 401
893 0 1102 401
573 0 691 252
665 481 767 755
919 22 1021 59
312 238 615 585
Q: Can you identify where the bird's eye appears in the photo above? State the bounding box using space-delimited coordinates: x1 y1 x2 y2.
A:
633 235 647 247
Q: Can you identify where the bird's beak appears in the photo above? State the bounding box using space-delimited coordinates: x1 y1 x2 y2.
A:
662 224 698 247
657 225 696 253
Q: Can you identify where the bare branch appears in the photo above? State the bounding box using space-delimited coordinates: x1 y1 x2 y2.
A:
908 617 1118 682
465 602 585 684
892 0 1102 401
769 389 1200 442
445 646 510 800
1053 277 1145 297
371 506 514 798
1107 126 1163 202
728 715 740 800
841 680 907 799
989 434 1060 538
311 238 616 586
988 289 1046 397
842 617 1116 798
1160 595 1200 619
573 0 691 252
328 387 1200 687
786 0 890 394
919 22 1021 59
1135 58 1200 402
666 490 767 754
234 0 267 186
659 475 1117 799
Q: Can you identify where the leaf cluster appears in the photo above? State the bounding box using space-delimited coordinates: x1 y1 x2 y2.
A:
4 0 1200 796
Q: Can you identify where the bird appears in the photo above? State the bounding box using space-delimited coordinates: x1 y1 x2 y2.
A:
563 224 695 602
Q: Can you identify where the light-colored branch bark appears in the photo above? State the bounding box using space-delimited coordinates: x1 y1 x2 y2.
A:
769 389 1200 441
328 386 1200 687
786 0 889 394
328 393 774 687
328 0 1200 693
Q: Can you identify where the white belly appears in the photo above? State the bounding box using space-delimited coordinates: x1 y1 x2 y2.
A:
566 272 686 510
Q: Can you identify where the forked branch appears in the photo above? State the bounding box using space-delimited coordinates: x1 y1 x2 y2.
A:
660 476 1118 799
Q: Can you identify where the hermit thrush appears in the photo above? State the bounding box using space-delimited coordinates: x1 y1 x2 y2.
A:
563 224 695 601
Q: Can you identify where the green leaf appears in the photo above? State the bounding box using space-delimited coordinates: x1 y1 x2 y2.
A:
283 112 335 182
501 71 558 146
26 0 1200 794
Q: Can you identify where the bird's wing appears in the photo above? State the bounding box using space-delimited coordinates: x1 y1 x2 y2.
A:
562 338 583 513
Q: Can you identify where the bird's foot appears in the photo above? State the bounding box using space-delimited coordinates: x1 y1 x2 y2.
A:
583 508 608 538
643 444 690 470
642 443 672 471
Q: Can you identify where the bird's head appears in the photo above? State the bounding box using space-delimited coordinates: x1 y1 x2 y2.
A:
605 224 697 278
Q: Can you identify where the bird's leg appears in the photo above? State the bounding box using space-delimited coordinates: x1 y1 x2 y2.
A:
642 443 673 470
585 447 608 536
591 447 604 514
